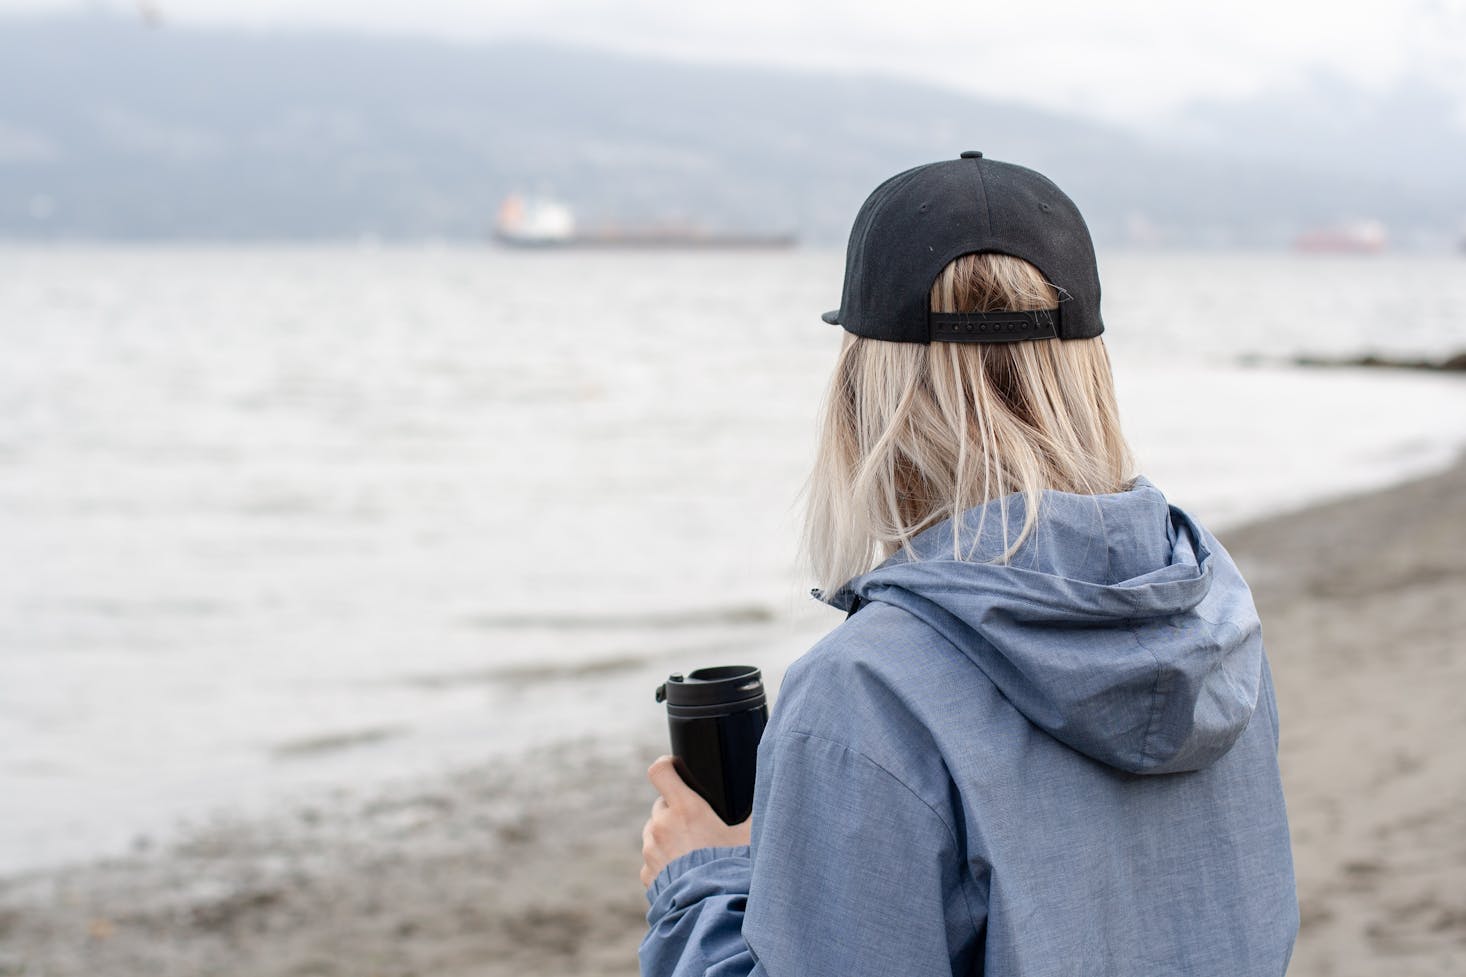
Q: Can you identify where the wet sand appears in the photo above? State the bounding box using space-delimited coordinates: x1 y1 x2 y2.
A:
3 458 1464 977
1223 455 1466 976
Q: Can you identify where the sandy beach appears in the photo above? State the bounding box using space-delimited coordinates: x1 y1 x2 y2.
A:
3 457 1463 977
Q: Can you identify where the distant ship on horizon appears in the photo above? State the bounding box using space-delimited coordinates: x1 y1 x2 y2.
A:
493 193 797 250
1292 219 1387 254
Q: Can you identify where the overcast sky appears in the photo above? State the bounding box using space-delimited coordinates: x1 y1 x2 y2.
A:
4 0 1464 123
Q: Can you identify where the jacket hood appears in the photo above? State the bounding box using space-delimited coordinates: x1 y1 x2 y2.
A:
816 476 1264 775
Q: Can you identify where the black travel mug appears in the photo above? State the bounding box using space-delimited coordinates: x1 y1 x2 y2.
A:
654 665 768 825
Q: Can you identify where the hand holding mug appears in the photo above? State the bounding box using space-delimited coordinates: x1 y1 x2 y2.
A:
640 754 752 888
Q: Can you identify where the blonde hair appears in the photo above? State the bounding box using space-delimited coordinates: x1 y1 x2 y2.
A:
798 251 1137 600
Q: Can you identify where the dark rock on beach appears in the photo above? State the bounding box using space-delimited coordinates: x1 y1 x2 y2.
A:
1282 350 1466 372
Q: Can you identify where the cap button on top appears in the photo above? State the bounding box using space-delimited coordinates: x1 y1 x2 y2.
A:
960 150 983 159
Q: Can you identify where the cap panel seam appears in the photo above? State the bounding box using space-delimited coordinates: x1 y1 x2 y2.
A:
960 156 993 244
978 162 995 236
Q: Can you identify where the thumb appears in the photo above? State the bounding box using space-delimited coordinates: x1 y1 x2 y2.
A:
647 754 701 806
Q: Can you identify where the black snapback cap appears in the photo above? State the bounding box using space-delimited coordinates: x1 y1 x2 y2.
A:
822 151 1104 344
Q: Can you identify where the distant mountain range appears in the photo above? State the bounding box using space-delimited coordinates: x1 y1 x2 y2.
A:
1 14 1463 246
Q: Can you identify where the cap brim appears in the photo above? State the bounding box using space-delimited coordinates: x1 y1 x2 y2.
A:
821 309 841 325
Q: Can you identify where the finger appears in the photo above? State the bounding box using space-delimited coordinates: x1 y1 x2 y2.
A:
646 755 700 805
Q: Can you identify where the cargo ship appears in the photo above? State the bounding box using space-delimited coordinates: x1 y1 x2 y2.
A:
1292 219 1387 254
493 193 796 250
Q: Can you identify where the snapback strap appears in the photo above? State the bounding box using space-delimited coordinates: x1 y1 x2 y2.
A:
930 309 1059 343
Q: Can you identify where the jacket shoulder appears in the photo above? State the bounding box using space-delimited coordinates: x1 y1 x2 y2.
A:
785 599 952 693
770 600 969 778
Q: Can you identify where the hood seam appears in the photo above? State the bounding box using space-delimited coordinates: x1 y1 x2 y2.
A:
1130 620 1170 769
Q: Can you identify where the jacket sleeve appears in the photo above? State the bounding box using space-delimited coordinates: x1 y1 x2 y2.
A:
639 846 756 977
639 727 984 977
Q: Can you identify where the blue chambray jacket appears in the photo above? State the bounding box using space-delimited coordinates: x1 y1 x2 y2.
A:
640 476 1298 976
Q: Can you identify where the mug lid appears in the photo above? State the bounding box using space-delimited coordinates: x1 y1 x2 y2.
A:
655 665 764 708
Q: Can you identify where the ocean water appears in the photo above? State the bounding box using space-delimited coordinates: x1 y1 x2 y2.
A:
2 246 1464 873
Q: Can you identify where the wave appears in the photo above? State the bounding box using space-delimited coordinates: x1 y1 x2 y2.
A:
459 604 775 631
271 725 406 759
402 639 757 690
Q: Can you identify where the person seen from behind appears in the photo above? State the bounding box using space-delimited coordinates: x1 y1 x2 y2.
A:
637 151 1299 976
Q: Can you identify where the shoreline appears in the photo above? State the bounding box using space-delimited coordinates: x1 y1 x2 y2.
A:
3 457 1465 976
